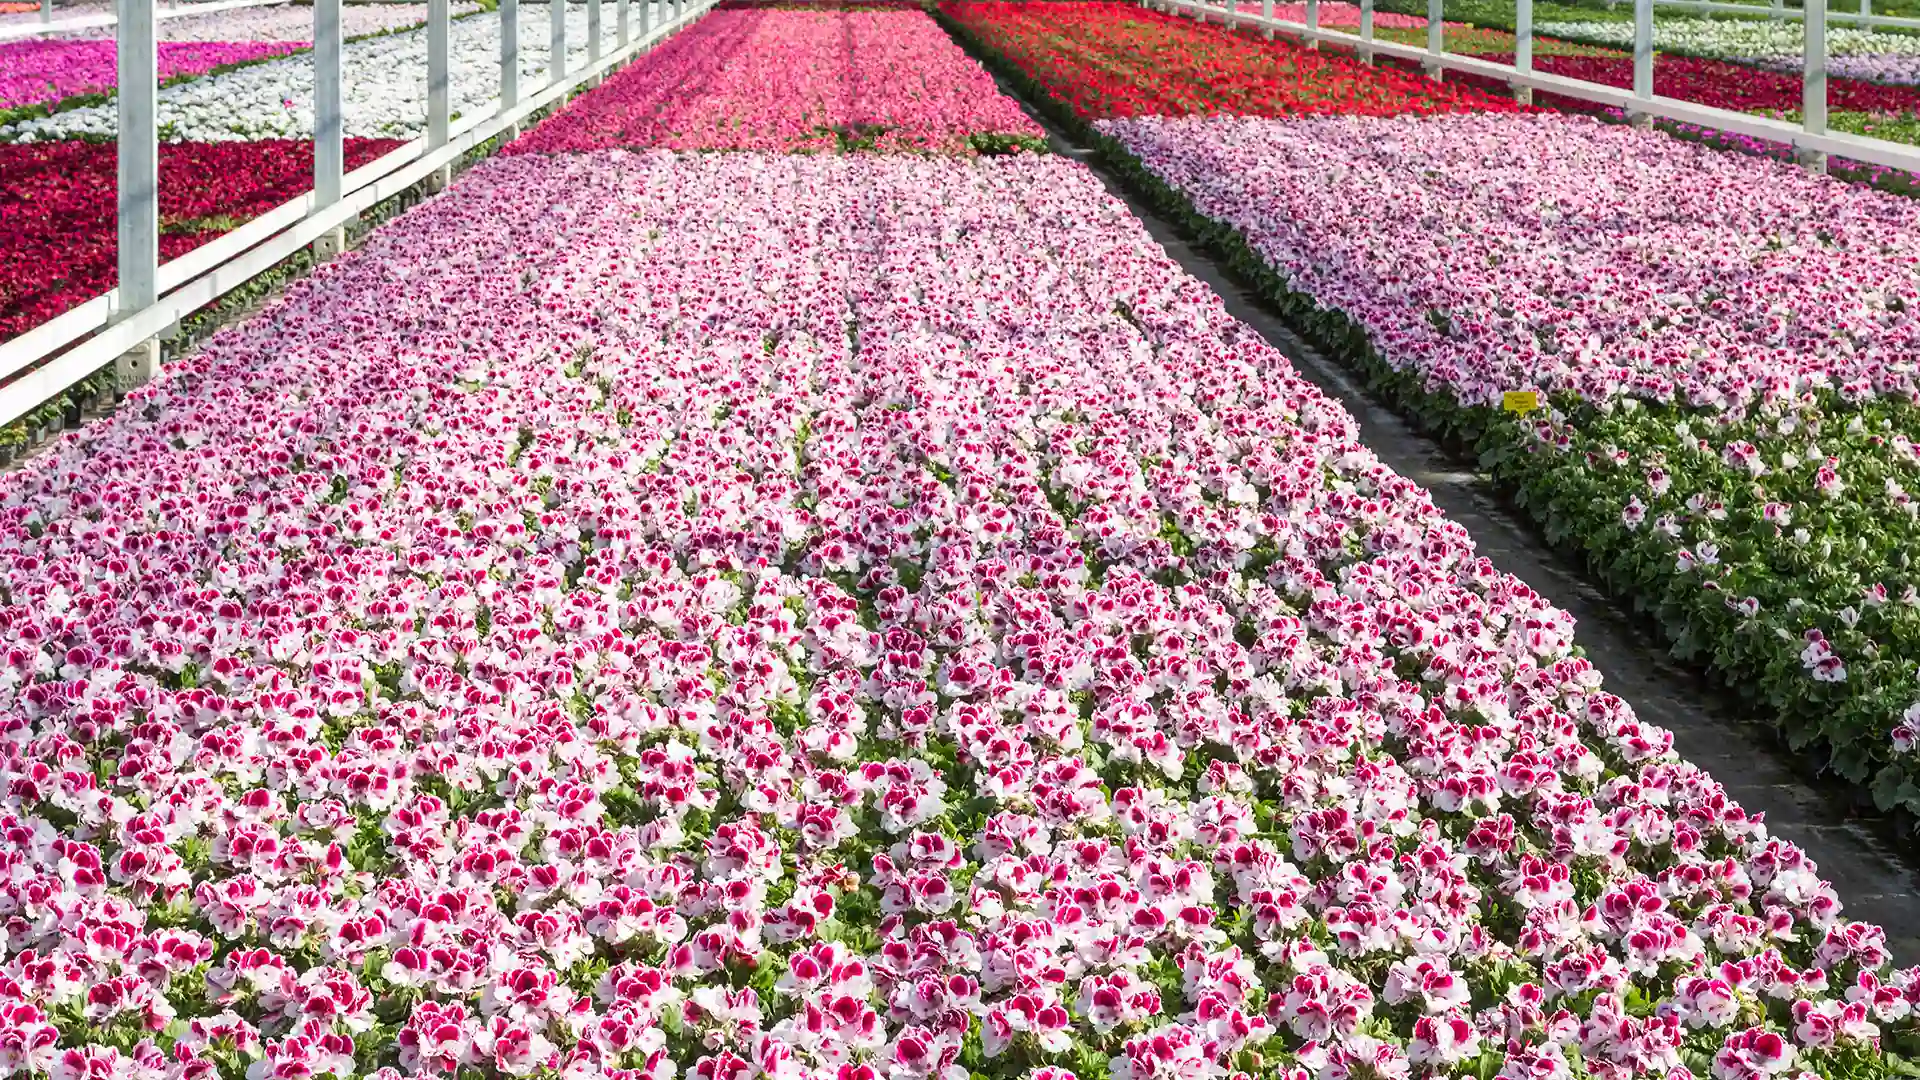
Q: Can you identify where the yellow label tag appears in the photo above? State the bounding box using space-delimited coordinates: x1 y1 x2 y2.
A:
1503 390 1540 415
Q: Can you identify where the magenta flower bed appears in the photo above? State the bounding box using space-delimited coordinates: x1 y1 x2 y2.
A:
1529 53 1920 115
0 37 302 110
507 8 1044 153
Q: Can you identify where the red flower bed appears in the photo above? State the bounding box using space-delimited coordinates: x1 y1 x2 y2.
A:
940 0 1522 119
1 138 402 342
1418 51 1920 115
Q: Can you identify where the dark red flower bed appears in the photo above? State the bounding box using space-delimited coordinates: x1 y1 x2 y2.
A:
1409 51 1920 115
1 137 402 342
940 0 1523 119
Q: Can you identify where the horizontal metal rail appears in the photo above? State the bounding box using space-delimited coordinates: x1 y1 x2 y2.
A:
0 0 712 430
1643 0 1920 32
1165 0 1920 176
0 0 286 43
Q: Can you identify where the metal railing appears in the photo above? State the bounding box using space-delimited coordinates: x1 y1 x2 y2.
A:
1644 0 1920 33
1173 0 1920 175
0 0 714 430
0 0 289 43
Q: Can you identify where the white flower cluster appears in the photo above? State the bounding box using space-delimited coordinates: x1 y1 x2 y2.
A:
1 1 668 142
1541 16 1920 58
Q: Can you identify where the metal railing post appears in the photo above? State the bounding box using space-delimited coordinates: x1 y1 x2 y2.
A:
1360 0 1374 62
39 0 49 24
640 0 651 37
588 0 601 65
1259 0 1272 38
1631 0 1652 121
503 0 519 108
313 0 345 259
1306 0 1318 47
1803 0 1828 171
427 0 450 189
1424 0 1442 78
618 0 629 48
551 0 566 85
1513 0 1532 102
115 0 159 387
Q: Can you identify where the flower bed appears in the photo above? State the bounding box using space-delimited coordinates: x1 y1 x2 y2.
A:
507 8 1044 153
940 1 1522 118
1524 53 1920 115
0 38 304 110
0 2 608 142
62 0 482 42
1539 17 1920 61
1264 1 1459 30
1088 109 1920 821
1772 55 1920 86
3 138 1918 1080
0 136 402 339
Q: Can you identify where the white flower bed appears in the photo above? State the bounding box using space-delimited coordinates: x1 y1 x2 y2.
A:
1540 17 1920 58
1 1 668 142
72 2 486 43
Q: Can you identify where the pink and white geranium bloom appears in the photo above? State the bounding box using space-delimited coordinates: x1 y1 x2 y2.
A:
1097 108 1920 816
0 134 1912 1076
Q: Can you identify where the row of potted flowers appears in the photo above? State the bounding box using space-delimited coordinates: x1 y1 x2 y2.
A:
923 33 1920 830
506 7 1045 154
0 136 403 340
0 1 489 126
939 2 1521 119
5 135 1919 1080
0 38 304 111
1538 16 1920 85
0 2 628 142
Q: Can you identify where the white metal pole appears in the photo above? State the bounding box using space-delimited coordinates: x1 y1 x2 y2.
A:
673 0 684 26
502 0 519 108
1260 0 1272 38
1862 0 1872 18
1425 0 1442 79
315 0 342 209
1360 0 1374 63
639 0 651 37
1804 0 1828 171
1514 0 1532 102
429 0 449 148
1772 0 1783 19
550 0 566 85
618 0 629 48
1305 0 1318 47
39 0 49 24
116 0 158 385
313 0 345 258
588 0 601 63
1632 0 1652 105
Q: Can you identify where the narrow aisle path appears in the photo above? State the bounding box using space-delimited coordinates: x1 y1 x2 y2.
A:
1001 78 1920 963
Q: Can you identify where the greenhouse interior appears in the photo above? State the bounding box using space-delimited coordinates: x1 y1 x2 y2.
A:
3 0 1920 1077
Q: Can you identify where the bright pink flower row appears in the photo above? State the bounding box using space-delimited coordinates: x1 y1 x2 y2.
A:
0 37 302 109
1265 2 1459 30
508 8 1044 153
